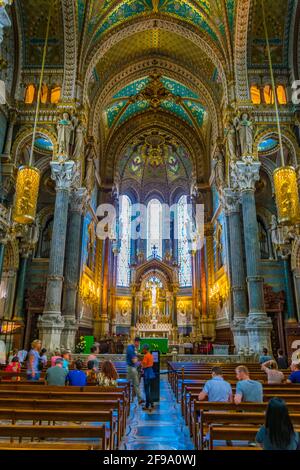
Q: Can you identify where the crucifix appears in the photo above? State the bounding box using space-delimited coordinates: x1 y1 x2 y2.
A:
152 244 158 258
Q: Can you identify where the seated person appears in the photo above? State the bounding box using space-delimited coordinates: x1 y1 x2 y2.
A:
86 360 98 384
277 349 289 370
4 356 21 381
261 359 284 384
50 349 61 367
66 359 87 386
234 365 263 404
97 360 119 387
287 362 300 384
198 366 232 402
46 358 68 386
87 346 100 370
259 348 272 364
256 398 299 450
40 348 48 368
61 350 71 371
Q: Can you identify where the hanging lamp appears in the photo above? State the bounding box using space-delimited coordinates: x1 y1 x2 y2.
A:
13 2 53 224
262 0 300 225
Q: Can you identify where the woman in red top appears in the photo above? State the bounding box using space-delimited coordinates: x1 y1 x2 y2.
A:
5 357 21 381
141 344 155 411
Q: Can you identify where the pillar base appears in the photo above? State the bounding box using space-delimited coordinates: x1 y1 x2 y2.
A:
37 314 65 352
231 318 249 353
245 313 273 353
60 317 78 352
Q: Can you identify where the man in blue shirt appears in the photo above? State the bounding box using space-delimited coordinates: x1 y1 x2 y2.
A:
287 362 300 383
234 365 263 404
66 359 87 386
259 348 272 364
126 337 143 404
198 367 232 402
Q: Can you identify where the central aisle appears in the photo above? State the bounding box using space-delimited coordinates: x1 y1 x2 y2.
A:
120 375 195 450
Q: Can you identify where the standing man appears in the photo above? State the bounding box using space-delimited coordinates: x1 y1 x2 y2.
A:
26 339 42 381
126 337 144 404
141 344 155 411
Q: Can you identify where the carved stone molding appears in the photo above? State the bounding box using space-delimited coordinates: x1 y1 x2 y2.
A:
234 0 251 102
220 188 240 215
69 187 90 214
231 156 261 191
50 160 76 192
61 0 77 101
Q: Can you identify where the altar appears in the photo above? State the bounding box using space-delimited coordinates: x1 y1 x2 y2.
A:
137 322 172 339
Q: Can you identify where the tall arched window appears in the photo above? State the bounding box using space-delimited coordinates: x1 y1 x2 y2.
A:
117 195 131 287
147 198 162 258
177 195 192 287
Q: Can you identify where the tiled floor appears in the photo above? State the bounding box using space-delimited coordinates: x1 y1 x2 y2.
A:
120 375 194 450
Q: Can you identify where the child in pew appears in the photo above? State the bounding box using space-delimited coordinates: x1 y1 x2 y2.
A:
66 359 87 386
256 398 300 450
4 356 21 381
86 360 98 384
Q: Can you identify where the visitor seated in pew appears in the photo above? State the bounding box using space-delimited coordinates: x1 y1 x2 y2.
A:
277 349 289 370
287 362 300 384
51 349 62 367
261 360 284 384
61 350 71 371
4 356 21 381
40 348 48 368
86 360 98 384
234 366 263 404
259 348 273 364
198 367 232 403
46 358 68 386
66 360 87 386
97 360 119 387
256 398 300 450
87 346 100 370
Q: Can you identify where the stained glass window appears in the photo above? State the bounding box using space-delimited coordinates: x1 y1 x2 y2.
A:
147 199 162 258
177 195 192 287
117 195 131 287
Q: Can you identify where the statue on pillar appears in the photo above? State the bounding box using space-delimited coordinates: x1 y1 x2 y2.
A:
236 113 254 156
85 155 95 193
212 145 225 190
72 118 86 161
225 117 239 160
57 112 74 159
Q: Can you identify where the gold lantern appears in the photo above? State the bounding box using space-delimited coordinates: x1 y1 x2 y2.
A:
13 166 40 224
273 166 300 225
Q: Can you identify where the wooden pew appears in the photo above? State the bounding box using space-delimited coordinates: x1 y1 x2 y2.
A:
191 401 300 449
0 424 109 450
199 411 300 450
0 408 117 449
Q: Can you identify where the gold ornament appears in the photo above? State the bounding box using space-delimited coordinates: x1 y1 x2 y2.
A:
13 166 40 224
273 166 300 225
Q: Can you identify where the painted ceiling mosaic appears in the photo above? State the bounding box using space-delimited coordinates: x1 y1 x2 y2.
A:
78 0 236 48
118 130 193 187
104 75 206 130
248 0 293 68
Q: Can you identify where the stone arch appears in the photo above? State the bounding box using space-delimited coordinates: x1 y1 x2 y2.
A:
61 0 77 101
103 113 205 184
291 239 300 271
82 17 229 107
3 239 19 271
140 270 170 292
12 126 57 165
90 57 222 143
254 127 300 166
234 0 251 102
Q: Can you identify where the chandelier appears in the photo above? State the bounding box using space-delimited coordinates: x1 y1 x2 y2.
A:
13 1 54 225
262 0 300 225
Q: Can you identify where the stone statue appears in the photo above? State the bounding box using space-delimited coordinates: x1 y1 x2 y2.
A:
213 146 225 189
73 120 86 160
236 113 254 156
87 220 96 269
57 112 74 159
85 155 95 193
225 118 239 160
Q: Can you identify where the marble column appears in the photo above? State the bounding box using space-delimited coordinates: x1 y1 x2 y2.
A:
12 252 29 322
293 268 300 322
282 256 297 322
223 188 249 351
3 112 16 158
99 237 110 336
38 161 75 351
110 244 119 335
61 187 88 351
233 157 272 352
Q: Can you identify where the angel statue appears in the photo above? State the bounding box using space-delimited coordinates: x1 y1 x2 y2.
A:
236 113 254 156
72 119 86 161
212 146 225 190
224 117 239 160
57 112 74 159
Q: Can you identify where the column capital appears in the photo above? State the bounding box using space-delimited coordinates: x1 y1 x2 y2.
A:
221 188 240 215
50 161 76 192
231 156 261 192
69 187 90 214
